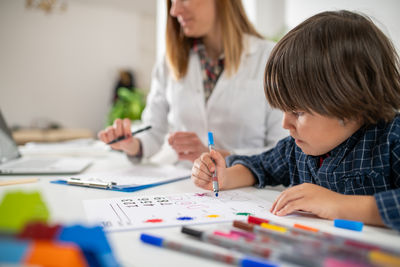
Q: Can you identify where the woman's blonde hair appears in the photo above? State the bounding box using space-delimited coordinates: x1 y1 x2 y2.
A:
166 0 262 80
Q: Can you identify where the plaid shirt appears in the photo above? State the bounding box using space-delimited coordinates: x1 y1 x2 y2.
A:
227 115 400 231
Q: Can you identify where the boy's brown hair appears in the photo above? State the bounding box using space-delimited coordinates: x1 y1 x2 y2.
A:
166 0 262 80
264 10 400 125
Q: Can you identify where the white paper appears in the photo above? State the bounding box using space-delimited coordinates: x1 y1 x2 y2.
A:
83 190 273 232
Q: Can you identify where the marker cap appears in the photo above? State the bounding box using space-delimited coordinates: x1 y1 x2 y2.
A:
248 216 269 225
140 233 163 247
241 257 278 267
334 219 363 231
181 226 203 238
208 132 214 146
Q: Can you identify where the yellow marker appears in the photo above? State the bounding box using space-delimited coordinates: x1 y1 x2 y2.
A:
206 214 220 218
369 250 400 267
260 222 287 233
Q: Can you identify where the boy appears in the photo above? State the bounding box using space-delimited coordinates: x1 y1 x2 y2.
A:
191 10 400 230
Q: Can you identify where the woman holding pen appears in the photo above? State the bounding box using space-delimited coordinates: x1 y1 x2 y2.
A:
98 0 286 163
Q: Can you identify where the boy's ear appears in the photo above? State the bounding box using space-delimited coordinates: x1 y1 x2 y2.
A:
353 115 365 125
342 116 364 128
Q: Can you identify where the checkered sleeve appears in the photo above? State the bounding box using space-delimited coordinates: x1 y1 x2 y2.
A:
226 137 293 188
374 141 400 231
375 190 400 230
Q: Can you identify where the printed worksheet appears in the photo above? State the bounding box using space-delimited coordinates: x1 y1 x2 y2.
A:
83 190 273 232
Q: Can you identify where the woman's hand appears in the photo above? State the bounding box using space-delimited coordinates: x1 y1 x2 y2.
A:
191 150 227 191
168 132 209 162
97 118 140 156
270 183 346 220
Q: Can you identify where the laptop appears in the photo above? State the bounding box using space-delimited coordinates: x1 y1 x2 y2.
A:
0 110 91 175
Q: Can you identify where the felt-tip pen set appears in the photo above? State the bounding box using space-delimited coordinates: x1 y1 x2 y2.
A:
140 215 400 267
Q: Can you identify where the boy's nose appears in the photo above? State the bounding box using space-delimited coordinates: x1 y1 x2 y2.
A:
282 112 294 130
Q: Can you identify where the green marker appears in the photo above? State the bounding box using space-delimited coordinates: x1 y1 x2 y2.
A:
236 212 252 216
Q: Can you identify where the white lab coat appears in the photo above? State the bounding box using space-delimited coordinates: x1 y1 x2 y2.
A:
136 34 288 159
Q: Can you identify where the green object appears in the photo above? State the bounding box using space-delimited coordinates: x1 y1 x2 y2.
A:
107 87 146 126
236 212 252 216
0 191 49 232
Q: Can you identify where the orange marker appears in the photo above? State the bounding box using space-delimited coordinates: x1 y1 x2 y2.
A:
293 223 319 232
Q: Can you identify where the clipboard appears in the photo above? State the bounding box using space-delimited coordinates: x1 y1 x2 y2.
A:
51 176 189 192
51 165 191 192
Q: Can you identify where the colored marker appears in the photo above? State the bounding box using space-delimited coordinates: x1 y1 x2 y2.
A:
293 223 319 233
248 216 389 254
369 250 400 267
182 226 322 266
236 220 400 265
260 223 287 233
236 221 343 254
233 221 371 266
248 215 269 225
213 230 241 240
247 216 341 245
334 219 363 232
107 125 152 145
140 233 278 267
230 230 257 241
249 215 320 237
207 132 219 197
182 226 272 258
221 229 285 249
234 221 312 248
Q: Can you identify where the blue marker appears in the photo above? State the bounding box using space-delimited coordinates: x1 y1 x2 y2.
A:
334 219 364 232
208 132 219 197
140 233 278 267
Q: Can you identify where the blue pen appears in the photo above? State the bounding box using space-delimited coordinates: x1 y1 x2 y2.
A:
140 233 278 267
208 132 219 197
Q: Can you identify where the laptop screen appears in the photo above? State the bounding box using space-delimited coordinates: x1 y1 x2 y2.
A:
0 110 21 164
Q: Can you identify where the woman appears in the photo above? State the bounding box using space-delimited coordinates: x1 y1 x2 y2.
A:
98 0 287 163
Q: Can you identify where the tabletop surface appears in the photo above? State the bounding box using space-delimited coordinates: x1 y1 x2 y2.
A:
1 146 399 267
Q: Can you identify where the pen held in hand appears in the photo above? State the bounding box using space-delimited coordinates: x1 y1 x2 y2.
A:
107 125 152 145
208 131 219 197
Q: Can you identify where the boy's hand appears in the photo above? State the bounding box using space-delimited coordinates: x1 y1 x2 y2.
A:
270 183 346 220
191 150 227 191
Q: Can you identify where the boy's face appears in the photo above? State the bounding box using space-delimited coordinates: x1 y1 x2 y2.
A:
282 111 362 156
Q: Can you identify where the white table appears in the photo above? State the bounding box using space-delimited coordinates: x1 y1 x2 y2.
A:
1 149 399 267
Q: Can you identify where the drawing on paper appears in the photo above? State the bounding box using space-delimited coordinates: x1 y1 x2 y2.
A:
83 190 273 232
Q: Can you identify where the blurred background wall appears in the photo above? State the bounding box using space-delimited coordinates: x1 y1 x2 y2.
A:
0 0 399 136
243 0 400 52
0 0 156 134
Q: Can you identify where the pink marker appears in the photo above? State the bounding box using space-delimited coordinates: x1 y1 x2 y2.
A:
213 231 240 240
